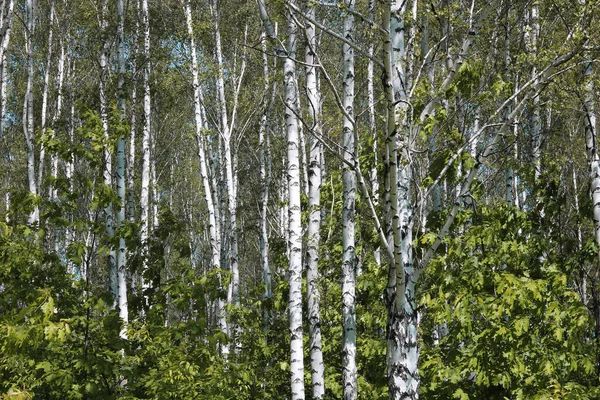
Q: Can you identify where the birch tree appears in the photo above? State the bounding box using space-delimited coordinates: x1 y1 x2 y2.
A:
116 0 128 337
304 1 324 397
183 0 227 343
140 0 151 294
210 0 241 309
341 0 357 398
284 2 305 398
24 0 38 225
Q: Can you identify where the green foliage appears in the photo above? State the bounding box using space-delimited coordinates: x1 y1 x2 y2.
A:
420 205 599 399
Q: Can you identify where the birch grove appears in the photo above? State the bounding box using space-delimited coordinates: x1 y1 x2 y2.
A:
1 0 600 399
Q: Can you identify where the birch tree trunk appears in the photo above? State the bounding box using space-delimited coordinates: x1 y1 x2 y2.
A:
260 32 273 333
116 0 128 338
527 5 541 183
304 3 324 397
367 0 380 266
129 0 140 223
37 0 55 191
24 0 38 225
184 0 227 344
285 2 305 398
386 0 419 398
0 0 13 141
49 39 65 201
99 0 117 298
341 1 357 398
584 51 600 268
140 0 152 294
211 0 240 308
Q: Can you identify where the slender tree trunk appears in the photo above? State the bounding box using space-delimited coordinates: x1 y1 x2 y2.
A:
0 0 13 141
304 3 324 397
285 2 305 398
99 0 117 298
211 0 240 308
184 0 227 345
584 54 600 260
367 0 380 266
129 0 139 223
116 0 128 338
385 1 419 398
260 32 273 334
37 0 55 191
341 1 357 398
140 0 152 295
528 5 541 183
24 0 38 225
49 39 65 201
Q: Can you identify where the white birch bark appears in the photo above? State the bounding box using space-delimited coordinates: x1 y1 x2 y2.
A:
98 0 117 298
386 0 419 398
184 0 227 344
0 0 13 222
527 5 541 183
37 1 55 191
116 0 128 339
24 0 38 225
0 0 13 141
140 0 151 294
211 0 240 307
129 0 140 222
260 32 273 333
304 3 324 397
367 0 380 266
285 2 305 398
342 1 357 398
583 53 600 264
49 39 65 201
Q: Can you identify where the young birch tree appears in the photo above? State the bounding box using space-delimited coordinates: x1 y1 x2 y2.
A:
183 0 227 343
99 0 117 298
116 0 128 337
210 0 240 308
284 1 305 398
24 0 38 225
0 0 13 141
140 0 151 294
341 0 357 398
304 2 325 398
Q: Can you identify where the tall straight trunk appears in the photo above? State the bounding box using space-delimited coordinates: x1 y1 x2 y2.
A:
99 0 117 298
285 2 305 398
140 0 151 293
151 137 158 230
49 39 66 201
37 0 55 191
260 32 273 333
528 5 541 183
65 61 75 275
503 17 516 205
24 0 38 225
584 55 600 261
367 0 380 266
583 42 600 347
184 0 227 342
211 0 239 307
386 0 419 398
129 0 140 223
116 0 128 338
1 0 12 223
0 0 13 141
304 3 324 397
341 1 357 399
